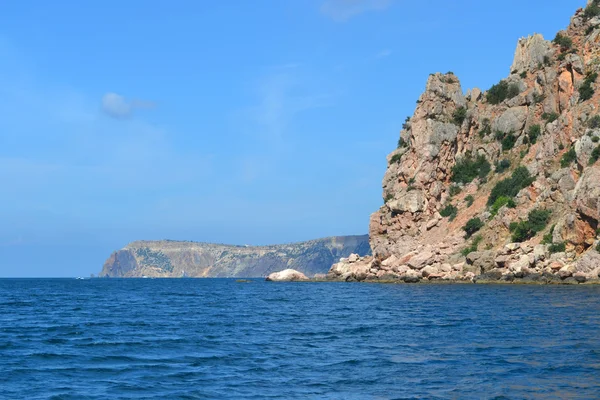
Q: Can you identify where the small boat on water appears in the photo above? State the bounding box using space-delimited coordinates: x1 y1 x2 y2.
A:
75 277 85 280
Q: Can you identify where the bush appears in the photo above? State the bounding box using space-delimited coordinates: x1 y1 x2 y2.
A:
452 107 467 126
553 33 573 50
440 204 458 221
520 71 527 78
542 112 559 123
584 0 600 20
463 217 484 238
449 184 462 197
511 209 551 242
487 166 534 206
560 147 577 168
590 146 600 165
495 159 511 173
451 153 491 184
597 242 600 252
593 136 600 143
490 196 516 216
384 194 393 203
507 83 521 98
528 125 541 144
579 71 598 102
397 136 408 149
542 225 555 245
533 92 545 104
549 242 566 253
402 116 411 130
461 235 483 256
501 133 517 151
487 80 509 105
465 195 474 208
588 115 600 129
389 153 402 164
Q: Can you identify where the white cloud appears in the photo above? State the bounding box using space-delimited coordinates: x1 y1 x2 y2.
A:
101 92 155 119
321 0 392 21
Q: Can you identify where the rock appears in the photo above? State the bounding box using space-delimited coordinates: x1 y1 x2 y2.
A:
557 265 577 279
510 34 552 73
421 265 439 278
348 253 360 263
573 272 587 283
407 250 435 270
574 166 600 221
495 254 510 267
388 190 427 214
492 107 527 134
576 251 600 275
266 269 309 282
478 268 504 281
465 251 495 274
403 270 421 283
533 245 547 263
505 243 521 252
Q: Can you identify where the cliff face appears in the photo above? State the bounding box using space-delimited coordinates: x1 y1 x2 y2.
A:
100 235 370 278
329 2 600 284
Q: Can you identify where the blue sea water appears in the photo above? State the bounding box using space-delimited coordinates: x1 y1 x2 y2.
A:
1 279 600 399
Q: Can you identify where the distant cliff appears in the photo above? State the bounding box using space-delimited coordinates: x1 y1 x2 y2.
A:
100 235 370 278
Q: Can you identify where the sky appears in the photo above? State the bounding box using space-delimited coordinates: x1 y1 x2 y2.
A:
0 0 582 277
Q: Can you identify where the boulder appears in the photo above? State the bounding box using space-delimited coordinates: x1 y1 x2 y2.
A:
557 265 577 279
266 269 309 282
421 265 439 278
407 250 435 270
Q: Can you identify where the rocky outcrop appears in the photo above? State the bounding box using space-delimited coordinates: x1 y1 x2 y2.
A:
266 269 309 282
100 235 370 278
328 2 600 284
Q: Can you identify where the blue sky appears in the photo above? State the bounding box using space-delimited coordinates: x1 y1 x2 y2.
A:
0 0 581 277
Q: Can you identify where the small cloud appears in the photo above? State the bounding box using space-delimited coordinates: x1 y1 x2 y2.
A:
101 92 155 119
321 0 392 22
376 49 392 58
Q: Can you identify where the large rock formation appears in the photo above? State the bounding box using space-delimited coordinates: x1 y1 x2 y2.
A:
99 235 370 278
328 2 600 284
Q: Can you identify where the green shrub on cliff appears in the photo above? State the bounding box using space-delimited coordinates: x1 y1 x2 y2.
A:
487 166 534 206
389 153 403 164
490 196 516 216
465 195 474 208
560 147 577 168
549 242 566 253
495 159 511 173
440 204 458 221
463 218 484 238
597 242 600 252
579 71 598 102
585 0 600 20
486 80 520 105
528 124 541 144
588 115 600 128
542 112 559 123
590 146 600 165
511 209 552 242
452 107 467 126
451 153 491 184
461 235 483 256
553 33 573 51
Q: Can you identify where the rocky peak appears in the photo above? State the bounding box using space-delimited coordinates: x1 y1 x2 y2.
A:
332 2 600 284
510 34 552 73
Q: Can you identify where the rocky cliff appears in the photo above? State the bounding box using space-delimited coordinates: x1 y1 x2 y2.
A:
328 2 600 284
100 235 370 278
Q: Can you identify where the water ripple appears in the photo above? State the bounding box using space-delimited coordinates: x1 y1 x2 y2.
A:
1 279 600 399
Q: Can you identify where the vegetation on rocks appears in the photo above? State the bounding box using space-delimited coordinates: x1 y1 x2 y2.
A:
495 159 511 173
486 80 520 105
451 153 491 184
542 112 559 123
440 204 458 221
590 146 600 165
588 115 600 129
487 166 534 206
461 235 482 257
449 184 462 197
579 71 598 102
561 147 577 167
510 209 552 242
549 242 566 253
490 196 516 216
465 195 474 208
389 153 403 164
584 0 600 20
463 218 484 238
553 33 573 51
527 124 541 144
452 107 467 126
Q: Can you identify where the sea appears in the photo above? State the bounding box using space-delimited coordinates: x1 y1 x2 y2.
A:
1 279 600 399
